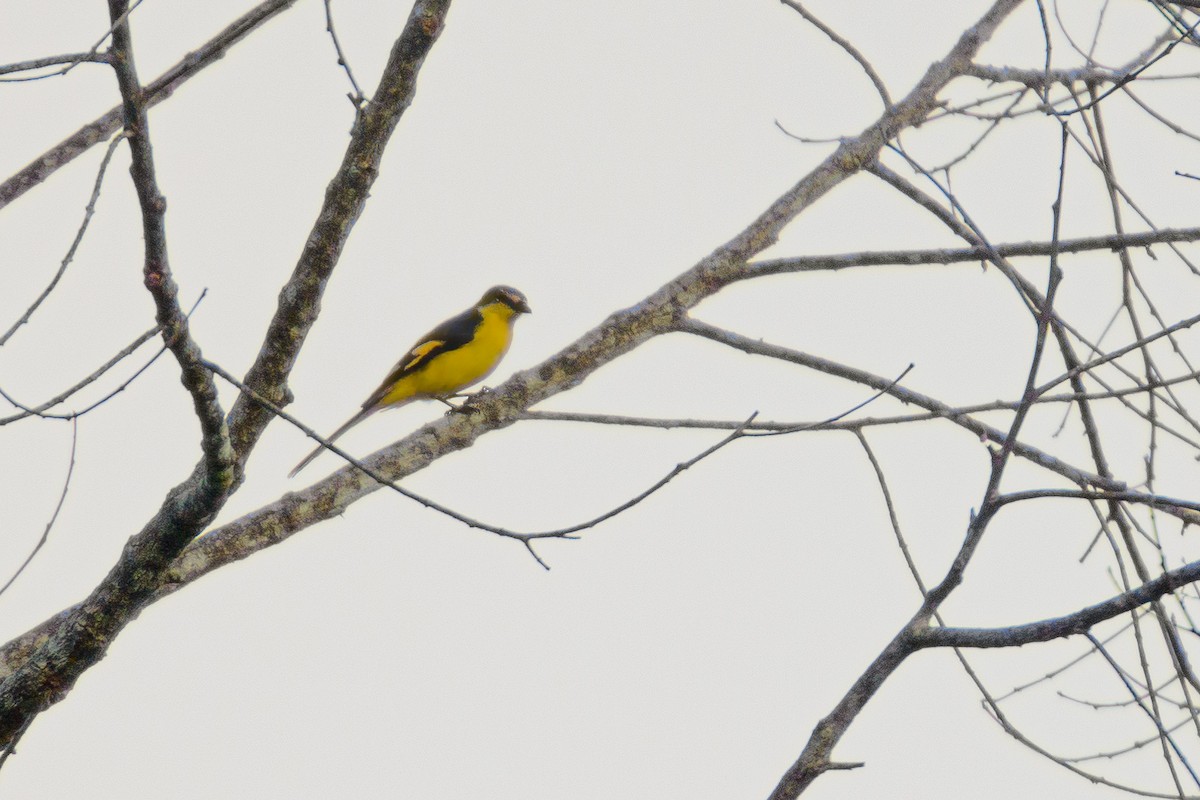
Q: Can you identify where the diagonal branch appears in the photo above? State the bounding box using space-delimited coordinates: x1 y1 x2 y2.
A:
922 558 1200 648
919 124 1069 616
223 0 454 473
0 289 205 425
680 318 1118 491
0 0 299 210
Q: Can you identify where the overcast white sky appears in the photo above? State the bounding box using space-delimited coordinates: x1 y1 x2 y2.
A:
3 1 1200 798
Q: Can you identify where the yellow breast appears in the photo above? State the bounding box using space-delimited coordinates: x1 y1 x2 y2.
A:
379 301 517 405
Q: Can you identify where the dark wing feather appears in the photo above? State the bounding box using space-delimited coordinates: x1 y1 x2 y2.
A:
360 306 483 410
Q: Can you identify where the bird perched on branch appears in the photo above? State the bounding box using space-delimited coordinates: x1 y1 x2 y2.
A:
289 285 532 477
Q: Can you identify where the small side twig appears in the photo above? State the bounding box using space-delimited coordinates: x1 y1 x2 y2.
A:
0 0 144 83
0 291 204 425
323 0 367 108
0 419 78 599
0 52 112 81
0 133 126 347
778 0 890 107
1057 14 1200 116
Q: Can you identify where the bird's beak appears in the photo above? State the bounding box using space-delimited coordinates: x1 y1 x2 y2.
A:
517 300 532 313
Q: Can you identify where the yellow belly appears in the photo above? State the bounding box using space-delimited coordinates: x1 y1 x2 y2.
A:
378 307 514 406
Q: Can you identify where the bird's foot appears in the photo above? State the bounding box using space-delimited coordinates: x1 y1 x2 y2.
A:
446 387 491 415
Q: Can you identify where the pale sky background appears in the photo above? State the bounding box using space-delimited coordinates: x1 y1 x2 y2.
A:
2 1 1200 798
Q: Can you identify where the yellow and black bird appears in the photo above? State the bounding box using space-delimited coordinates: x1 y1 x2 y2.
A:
289 285 531 477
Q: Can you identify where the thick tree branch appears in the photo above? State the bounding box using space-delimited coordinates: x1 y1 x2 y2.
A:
224 0 454 473
766 621 924 800
0 0 235 750
0 0 454 748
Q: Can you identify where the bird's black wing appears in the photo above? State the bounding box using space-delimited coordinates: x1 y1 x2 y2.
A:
360 306 483 410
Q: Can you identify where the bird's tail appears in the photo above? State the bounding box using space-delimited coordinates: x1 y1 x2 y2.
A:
288 407 376 478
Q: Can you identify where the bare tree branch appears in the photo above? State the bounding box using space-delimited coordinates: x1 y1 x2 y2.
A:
680 317 1115 491
0 52 111 80
7 0 1200 794
748 227 1200 276
779 0 891 107
0 0 299 210
0 420 77 599
223 0 454 475
0 290 206 425
0 0 235 751
323 0 367 108
0 0 143 82
0 0 455 749
105 0 230 474
923 557 1200 648
0 134 125 347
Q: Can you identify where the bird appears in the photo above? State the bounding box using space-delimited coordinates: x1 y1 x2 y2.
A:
289 285 531 477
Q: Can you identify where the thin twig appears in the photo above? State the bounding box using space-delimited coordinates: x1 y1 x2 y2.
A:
778 0 890 107
0 0 143 83
520 366 1200 432
0 420 77 599
211 358 907 566
1087 634 1200 791
323 0 367 107
0 134 126 347
0 52 111 80
1057 15 1200 115
680 317 1116 492
0 291 204 425
748 227 1200 276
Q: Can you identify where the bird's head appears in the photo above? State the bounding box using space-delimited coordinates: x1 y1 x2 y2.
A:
480 285 532 315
